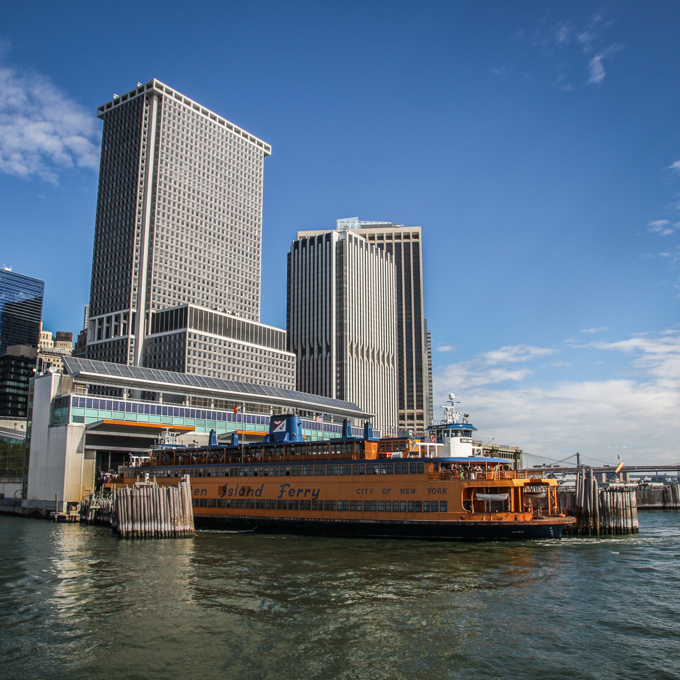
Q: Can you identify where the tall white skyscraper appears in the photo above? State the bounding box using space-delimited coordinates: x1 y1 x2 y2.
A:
86 79 295 388
287 227 398 432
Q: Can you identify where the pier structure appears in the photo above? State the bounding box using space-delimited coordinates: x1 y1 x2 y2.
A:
5 357 372 518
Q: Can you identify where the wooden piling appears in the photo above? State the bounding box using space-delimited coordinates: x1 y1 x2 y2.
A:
111 476 194 539
565 468 639 535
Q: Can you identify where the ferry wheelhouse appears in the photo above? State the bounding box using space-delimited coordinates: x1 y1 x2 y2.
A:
107 412 575 540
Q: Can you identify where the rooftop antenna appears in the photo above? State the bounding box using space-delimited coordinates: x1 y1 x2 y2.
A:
3 265 12 271
440 393 466 424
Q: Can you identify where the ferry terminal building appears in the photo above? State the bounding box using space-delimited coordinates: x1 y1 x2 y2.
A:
21 357 374 514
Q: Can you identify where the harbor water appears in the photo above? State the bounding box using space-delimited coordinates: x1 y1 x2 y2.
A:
1 513 679 680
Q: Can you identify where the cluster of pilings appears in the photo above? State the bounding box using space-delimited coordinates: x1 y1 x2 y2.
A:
558 468 639 535
662 483 680 509
80 494 115 525
113 476 194 539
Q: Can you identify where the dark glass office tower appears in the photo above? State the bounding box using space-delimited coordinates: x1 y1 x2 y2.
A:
295 220 432 432
0 268 44 356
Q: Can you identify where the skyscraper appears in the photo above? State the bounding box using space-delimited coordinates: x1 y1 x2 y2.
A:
287 227 398 432
0 268 44 356
86 79 295 387
296 220 432 431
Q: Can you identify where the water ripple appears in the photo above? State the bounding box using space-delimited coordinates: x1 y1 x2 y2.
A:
1 514 680 679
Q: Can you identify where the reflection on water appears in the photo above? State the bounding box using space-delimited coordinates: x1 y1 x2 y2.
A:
1 514 680 680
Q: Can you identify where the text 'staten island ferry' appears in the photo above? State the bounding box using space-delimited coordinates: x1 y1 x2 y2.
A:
107 401 576 540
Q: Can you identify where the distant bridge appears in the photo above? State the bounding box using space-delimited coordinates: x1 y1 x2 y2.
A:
523 464 680 475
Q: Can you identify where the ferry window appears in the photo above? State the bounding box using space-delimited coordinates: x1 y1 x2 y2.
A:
387 464 393 474
366 464 372 475
378 501 384 511
340 501 349 511
424 501 430 512
236 500 245 509
372 464 379 475
440 501 447 512
285 467 291 476
297 466 302 476
249 467 255 477
230 468 238 477
394 463 401 474
291 500 299 510
353 464 365 475
399 501 407 512
256 500 264 509
380 464 386 474
302 500 311 510
291 466 297 476
246 500 255 509
350 501 359 511
268 467 275 476
200 499 208 508
417 463 424 474
266 500 274 509
277 500 286 509
315 465 324 475
432 501 438 512
312 500 322 510
261 467 268 476
221 468 228 477
323 501 330 510
384 501 392 512
208 499 216 508
370 501 377 511
192 498 199 507
408 501 415 512
330 500 337 511
217 499 226 508
363 501 370 511
339 464 346 475
239 468 246 477
415 501 422 512
409 463 416 474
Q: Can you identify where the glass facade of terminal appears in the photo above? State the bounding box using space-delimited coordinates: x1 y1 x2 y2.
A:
59 395 376 440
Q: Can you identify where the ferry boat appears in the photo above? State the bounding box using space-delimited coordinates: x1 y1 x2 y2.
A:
106 410 576 541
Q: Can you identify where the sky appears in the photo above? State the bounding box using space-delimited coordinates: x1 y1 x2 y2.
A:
0 1 679 465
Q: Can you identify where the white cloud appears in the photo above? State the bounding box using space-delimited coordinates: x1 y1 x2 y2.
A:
483 344 556 365
0 61 100 183
579 326 608 333
648 219 674 236
490 65 514 77
587 44 623 85
433 331 680 464
577 12 605 53
436 345 455 352
669 160 680 173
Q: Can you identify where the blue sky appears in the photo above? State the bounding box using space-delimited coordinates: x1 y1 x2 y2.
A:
1 1 679 463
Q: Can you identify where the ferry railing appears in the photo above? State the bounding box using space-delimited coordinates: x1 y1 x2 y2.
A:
429 471 556 482
150 451 378 467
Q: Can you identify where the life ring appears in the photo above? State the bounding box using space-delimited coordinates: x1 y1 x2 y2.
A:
430 434 435 442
